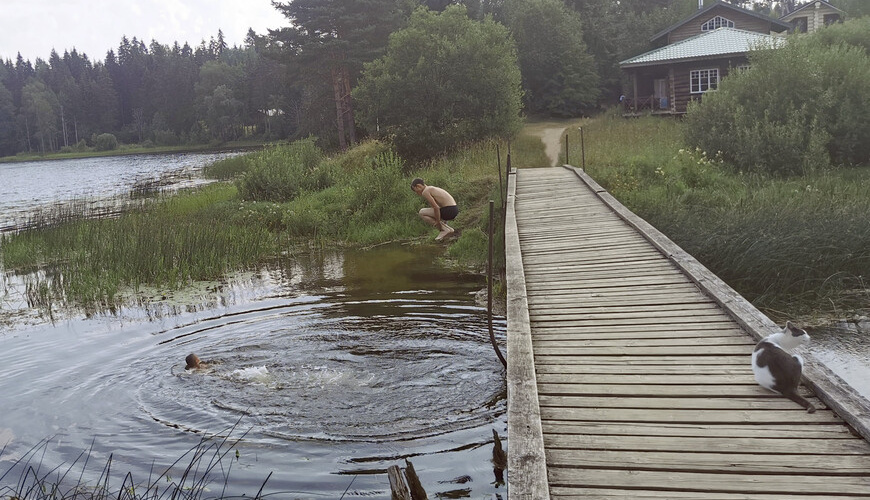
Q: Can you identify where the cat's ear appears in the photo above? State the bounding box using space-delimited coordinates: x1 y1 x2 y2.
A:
785 321 793 329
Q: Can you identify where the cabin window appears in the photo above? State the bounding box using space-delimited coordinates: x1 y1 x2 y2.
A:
690 69 719 93
794 17 808 33
824 13 841 26
701 16 734 31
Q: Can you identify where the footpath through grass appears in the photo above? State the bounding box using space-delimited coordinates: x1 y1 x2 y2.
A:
563 111 870 325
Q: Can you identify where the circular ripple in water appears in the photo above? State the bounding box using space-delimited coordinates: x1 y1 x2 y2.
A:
135 292 506 443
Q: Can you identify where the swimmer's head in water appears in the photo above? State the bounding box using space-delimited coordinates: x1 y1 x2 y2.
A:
185 353 201 370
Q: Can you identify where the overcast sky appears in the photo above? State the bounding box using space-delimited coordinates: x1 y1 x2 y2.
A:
0 0 289 63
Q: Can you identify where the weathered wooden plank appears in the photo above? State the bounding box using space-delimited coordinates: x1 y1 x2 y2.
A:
532 345 752 356
531 321 740 334
535 383 801 398
544 433 870 455
541 421 857 439
530 298 718 311
547 449 870 474
531 315 737 327
536 373 756 385
538 395 822 410
533 356 748 366
532 337 754 347
549 486 838 499
546 468 870 496
534 364 752 375
540 407 843 425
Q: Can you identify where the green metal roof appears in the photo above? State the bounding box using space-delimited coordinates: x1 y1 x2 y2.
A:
620 27 784 69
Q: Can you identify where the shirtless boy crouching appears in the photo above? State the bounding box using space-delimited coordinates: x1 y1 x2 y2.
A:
411 178 458 241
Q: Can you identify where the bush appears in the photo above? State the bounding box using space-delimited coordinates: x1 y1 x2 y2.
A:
154 129 180 146
93 133 119 151
685 21 870 174
236 138 329 202
354 5 523 161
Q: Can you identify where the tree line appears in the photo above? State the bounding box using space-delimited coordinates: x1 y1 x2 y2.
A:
2 0 863 160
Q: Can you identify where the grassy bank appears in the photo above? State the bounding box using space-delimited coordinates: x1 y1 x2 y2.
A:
563 112 870 324
0 129 548 312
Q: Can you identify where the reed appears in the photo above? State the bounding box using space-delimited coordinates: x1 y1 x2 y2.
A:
564 112 870 322
1 184 277 312
0 426 271 499
203 155 251 180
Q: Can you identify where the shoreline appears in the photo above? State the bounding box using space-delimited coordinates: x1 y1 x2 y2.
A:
0 141 271 164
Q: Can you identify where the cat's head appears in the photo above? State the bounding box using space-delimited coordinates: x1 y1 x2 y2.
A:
777 321 810 349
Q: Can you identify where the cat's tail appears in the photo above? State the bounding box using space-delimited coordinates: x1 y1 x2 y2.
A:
784 391 817 413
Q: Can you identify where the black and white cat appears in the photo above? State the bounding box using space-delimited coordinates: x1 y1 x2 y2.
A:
751 321 816 413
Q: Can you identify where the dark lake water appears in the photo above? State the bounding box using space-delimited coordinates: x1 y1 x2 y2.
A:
0 152 239 231
0 245 508 498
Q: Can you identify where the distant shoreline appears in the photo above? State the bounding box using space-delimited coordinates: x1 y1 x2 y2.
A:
0 140 273 164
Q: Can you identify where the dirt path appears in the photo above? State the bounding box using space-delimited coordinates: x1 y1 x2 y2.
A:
523 121 572 167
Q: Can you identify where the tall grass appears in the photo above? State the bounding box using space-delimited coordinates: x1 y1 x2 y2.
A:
0 426 271 499
564 112 870 323
1 184 277 312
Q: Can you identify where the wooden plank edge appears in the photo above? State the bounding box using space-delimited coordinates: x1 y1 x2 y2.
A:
563 164 870 444
506 168 552 500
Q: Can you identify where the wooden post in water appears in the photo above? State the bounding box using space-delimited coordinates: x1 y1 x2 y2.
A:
492 429 507 485
404 460 428 500
388 465 411 500
489 200 508 368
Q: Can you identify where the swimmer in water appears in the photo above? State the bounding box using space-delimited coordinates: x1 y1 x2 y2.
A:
185 353 203 370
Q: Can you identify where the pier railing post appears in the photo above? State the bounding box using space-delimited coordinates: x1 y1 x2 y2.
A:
489 200 507 368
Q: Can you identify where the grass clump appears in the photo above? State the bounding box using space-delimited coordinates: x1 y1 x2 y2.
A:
565 113 870 323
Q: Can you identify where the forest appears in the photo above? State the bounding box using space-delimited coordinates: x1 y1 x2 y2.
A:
0 0 866 159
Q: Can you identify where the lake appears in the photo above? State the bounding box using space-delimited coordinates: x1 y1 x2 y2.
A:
0 244 507 498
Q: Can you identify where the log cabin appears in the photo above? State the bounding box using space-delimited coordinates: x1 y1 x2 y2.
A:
780 0 846 34
619 0 791 116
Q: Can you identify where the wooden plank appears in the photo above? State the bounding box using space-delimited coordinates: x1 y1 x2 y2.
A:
534 364 752 375
547 449 870 474
535 384 798 398
549 486 838 499
531 321 740 334
533 356 749 366
541 421 857 439
536 373 757 385
540 407 844 425
538 395 821 410
543 433 870 455
532 337 755 347
546 469 870 496
531 315 737 327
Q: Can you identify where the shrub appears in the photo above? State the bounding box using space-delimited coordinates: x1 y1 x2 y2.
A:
685 22 870 174
354 5 523 161
236 138 329 202
93 133 119 151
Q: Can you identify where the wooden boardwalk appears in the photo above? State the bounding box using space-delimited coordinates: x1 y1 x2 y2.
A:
505 166 870 499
